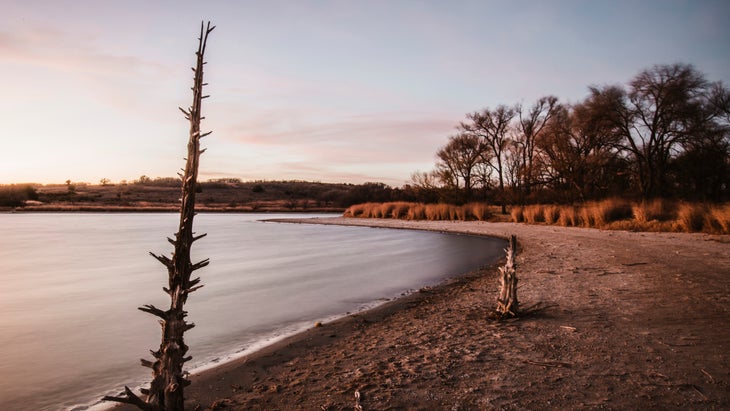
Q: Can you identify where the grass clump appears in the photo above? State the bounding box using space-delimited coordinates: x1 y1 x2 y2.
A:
510 206 524 223
676 202 707 232
557 206 579 226
707 204 730 234
467 202 492 221
543 205 561 225
588 198 633 227
522 205 545 223
406 203 426 220
633 199 677 223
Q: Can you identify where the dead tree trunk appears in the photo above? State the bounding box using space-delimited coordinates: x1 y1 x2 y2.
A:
104 21 215 411
496 235 518 317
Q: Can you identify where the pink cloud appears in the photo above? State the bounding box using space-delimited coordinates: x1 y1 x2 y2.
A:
1 25 171 78
223 110 457 162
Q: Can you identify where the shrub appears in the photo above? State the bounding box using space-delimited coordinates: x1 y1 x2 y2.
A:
425 204 449 220
522 205 545 223
707 204 730 234
589 198 633 227
557 206 579 226
578 206 594 227
390 202 411 219
467 202 492 221
0 185 38 207
510 206 524 222
633 199 676 223
447 204 459 220
344 202 378 218
676 203 707 232
406 203 426 220
543 205 561 225
379 202 395 218
454 205 467 221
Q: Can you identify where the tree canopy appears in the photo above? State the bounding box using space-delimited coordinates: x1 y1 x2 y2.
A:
413 63 729 206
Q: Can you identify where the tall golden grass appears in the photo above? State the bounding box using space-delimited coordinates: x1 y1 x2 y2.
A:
343 202 494 221
508 198 730 234
345 199 730 233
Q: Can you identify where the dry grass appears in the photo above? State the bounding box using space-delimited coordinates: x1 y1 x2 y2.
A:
425 204 451 220
543 205 561 225
633 199 677 223
510 206 524 223
522 205 545 224
467 202 492 221
588 198 633 227
390 202 411 219
406 203 426 220
343 202 493 221
676 202 707 232
344 200 729 234
709 204 730 234
557 206 579 227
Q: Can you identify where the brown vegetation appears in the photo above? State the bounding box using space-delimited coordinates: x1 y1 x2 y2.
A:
509 198 730 234
344 198 730 234
0 184 38 207
343 202 495 221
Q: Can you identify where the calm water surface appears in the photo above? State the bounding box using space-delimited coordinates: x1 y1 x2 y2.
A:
0 213 504 410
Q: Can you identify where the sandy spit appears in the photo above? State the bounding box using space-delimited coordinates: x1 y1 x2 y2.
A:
120 218 730 410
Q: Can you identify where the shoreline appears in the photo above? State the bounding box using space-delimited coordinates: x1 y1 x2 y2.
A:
108 218 504 411
3 206 344 213
116 218 729 410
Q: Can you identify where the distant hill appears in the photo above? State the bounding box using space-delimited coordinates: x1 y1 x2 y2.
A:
1 179 404 212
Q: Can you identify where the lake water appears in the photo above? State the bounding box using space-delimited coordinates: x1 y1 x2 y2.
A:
0 213 505 410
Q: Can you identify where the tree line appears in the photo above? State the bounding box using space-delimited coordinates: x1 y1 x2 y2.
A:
409 63 730 212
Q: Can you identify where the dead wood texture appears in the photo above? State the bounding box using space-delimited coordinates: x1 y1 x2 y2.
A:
496 235 518 316
104 21 214 411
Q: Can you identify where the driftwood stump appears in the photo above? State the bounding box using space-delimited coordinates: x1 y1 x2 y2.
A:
496 235 518 317
104 21 214 411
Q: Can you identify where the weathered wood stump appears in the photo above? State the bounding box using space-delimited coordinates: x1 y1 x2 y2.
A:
496 235 518 317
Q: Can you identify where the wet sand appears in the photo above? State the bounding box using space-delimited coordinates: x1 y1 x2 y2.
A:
119 218 730 410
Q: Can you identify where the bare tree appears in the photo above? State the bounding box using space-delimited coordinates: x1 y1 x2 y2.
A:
515 96 560 201
503 138 524 198
418 63 729 204
461 105 516 213
104 21 215 411
673 80 730 200
408 170 441 202
622 64 710 198
435 133 484 202
710 81 730 122
537 98 627 202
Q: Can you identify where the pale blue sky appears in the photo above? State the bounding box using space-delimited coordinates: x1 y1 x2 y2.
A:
2 0 728 185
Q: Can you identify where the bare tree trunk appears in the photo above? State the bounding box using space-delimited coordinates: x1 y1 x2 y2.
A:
104 21 215 411
496 235 518 317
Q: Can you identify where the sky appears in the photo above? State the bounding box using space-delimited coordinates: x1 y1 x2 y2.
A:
2 0 729 187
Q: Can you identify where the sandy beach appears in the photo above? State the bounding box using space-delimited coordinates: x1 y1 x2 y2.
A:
117 218 730 410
